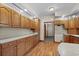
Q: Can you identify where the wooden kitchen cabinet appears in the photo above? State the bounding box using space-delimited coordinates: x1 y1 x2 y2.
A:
64 35 79 43
72 37 79 44
33 35 39 45
64 35 70 42
12 10 21 27
64 35 74 43
67 29 77 34
25 36 35 53
54 20 61 25
17 39 26 56
21 16 30 28
29 20 36 30
1 41 17 56
75 17 79 28
25 35 39 54
68 18 76 29
29 20 33 29
0 35 39 56
31 21 35 29
34 18 40 32
0 7 11 27
63 20 69 29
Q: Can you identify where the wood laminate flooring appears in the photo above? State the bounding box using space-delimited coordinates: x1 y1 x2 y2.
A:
25 41 60 56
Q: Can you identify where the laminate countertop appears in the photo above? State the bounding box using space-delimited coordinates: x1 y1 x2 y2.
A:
0 28 38 44
0 33 38 44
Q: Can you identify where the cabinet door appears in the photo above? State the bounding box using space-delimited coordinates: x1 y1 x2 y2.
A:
75 17 79 28
69 18 76 29
25 36 37 53
25 36 34 52
32 35 39 46
17 39 26 56
29 20 32 29
2 46 16 56
63 20 69 29
25 18 30 28
69 36 79 43
73 37 79 44
34 19 40 32
2 41 17 56
64 35 70 42
0 7 11 27
12 10 21 27
21 16 29 28
68 29 77 34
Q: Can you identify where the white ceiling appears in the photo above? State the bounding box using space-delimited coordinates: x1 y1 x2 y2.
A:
7 3 79 18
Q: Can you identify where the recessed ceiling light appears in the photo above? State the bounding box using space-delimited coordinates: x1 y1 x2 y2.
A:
20 10 23 12
61 15 65 18
24 9 28 12
49 7 54 11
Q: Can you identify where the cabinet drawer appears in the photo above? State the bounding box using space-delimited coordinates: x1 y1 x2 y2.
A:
2 41 16 48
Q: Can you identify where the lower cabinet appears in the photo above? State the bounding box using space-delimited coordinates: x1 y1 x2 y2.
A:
25 35 39 53
64 35 79 43
0 35 39 56
17 39 26 56
1 41 17 56
64 35 70 42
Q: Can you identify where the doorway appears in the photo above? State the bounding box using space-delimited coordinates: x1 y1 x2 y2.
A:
44 22 54 41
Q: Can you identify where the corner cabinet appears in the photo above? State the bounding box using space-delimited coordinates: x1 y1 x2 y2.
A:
12 10 21 27
0 6 11 27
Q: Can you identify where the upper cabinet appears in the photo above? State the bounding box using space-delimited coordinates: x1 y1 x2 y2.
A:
21 16 30 28
34 18 40 32
75 17 79 28
0 5 11 27
63 20 69 29
12 10 21 27
54 20 62 25
0 4 39 30
67 29 77 34
30 20 35 30
68 18 76 29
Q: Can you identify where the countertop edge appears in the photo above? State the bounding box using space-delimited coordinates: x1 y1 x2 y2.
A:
64 34 79 38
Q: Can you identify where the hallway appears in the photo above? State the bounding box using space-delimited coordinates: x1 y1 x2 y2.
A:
26 41 60 56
